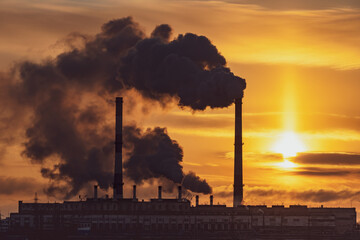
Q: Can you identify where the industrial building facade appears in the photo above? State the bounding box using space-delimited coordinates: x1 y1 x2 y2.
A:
5 192 357 239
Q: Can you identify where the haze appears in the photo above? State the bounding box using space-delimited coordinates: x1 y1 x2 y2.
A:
0 0 359 219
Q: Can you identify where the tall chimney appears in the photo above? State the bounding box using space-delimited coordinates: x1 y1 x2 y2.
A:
233 98 243 207
94 185 98 200
158 186 162 200
195 195 199 206
113 97 123 200
210 195 213 206
178 186 182 200
133 185 137 200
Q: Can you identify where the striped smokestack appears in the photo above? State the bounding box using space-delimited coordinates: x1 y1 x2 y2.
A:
113 97 123 199
233 98 243 207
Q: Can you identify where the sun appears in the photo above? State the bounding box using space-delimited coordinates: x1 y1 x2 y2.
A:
276 159 298 169
272 131 306 158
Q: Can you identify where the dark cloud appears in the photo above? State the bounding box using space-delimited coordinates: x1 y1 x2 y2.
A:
296 190 360 202
291 167 351 177
0 16 243 198
123 125 212 194
0 176 40 195
247 188 360 203
293 152 360 165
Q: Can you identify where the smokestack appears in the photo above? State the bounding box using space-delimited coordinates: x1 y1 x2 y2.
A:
233 98 243 207
196 195 199 206
133 185 137 200
113 97 124 200
210 195 213 206
178 186 182 200
158 186 162 200
94 185 98 200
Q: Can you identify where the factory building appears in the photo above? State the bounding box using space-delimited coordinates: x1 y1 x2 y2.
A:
6 192 357 239
2 97 358 239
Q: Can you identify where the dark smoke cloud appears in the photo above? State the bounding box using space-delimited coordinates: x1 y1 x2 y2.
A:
121 32 246 110
123 125 212 194
151 24 172 42
0 16 243 198
183 172 212 194
22 92 114 198
293 152 360 165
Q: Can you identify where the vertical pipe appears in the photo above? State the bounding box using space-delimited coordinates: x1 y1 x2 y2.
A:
178 186 182 200
133 185 137 200
158 186 162 200
233 98 243 207
113 97 123 200
196 195 199 207
94 185 98 200
210 195 213 206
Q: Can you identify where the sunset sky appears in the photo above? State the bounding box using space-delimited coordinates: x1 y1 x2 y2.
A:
0 0 360 218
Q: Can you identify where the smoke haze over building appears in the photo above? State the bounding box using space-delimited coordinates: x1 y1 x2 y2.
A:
0 17 244 198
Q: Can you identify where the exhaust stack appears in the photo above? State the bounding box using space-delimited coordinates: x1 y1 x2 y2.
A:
178 186 182 200
113 97 124 200
94 185 98 200
158 186 162 200
195 195 199 206
210 195 213 206
233 98 243 207
133 185 137 200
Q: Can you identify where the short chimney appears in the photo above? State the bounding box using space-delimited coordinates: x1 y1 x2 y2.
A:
94 185 98 200
158 186 162 200
133 185 137 200
196 195 199 206
178 186 182 200
210 195 213 206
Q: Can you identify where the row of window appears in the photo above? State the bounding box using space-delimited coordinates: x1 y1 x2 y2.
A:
91 222 249 232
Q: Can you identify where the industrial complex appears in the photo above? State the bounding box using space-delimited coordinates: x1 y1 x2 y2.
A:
0 97 358 240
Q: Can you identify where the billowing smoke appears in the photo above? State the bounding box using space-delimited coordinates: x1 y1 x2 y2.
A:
22 93 114 198
121 30 246 110
123 125 212 194
0 16 245 198
183 172 212 194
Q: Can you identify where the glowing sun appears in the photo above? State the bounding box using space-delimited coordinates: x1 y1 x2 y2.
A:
272 131 306 158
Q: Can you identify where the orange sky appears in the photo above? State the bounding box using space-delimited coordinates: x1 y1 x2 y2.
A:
0 0 360 218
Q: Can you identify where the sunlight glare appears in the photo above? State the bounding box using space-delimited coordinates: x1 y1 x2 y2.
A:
276 159 297 169
272 131 306 158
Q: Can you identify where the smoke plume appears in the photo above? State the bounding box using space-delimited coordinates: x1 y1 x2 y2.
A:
120 31 246 110
123 125 212 194
0 16 245 198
